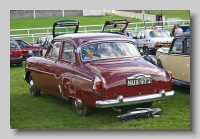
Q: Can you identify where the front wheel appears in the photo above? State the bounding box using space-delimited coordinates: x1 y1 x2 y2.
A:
29 73 40 97
71 98 92 116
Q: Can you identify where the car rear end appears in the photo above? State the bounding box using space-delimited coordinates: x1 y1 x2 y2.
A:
88 58 174 108
12 38 42 59
10 40 23 66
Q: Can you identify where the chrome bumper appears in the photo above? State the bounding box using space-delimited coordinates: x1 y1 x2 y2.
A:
95 90 175 108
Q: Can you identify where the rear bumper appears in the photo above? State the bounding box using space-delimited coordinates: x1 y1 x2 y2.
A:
95 90 175 108
10 56 23 64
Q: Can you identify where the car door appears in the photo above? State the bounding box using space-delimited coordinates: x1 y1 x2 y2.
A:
161 38 190 82
53 41 76 97
38 41 61 94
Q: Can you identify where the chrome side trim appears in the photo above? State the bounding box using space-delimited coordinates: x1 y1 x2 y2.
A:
58 85 68 100
95 90 175 108
26 67 93 82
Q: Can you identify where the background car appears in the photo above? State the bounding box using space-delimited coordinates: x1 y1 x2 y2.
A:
10 39 23 66
143 32 190 87
11 38 42 60
134 29 174 55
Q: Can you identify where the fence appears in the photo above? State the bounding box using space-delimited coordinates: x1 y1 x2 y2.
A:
10 20 190 44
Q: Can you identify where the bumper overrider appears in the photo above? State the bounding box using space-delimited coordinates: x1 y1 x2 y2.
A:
96 90 175 108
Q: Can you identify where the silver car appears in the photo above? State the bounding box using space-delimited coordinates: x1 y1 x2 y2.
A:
133 29 174 55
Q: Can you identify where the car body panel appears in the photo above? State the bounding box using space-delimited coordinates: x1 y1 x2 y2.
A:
24 32 174 109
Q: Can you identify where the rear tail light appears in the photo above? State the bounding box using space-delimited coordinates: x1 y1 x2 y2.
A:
155 42 163 47
93 76 102 96
96 81 102 92
167 70 173 85
12 50 22 55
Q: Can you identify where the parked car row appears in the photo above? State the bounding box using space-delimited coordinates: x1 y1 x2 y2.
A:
23 19 176 116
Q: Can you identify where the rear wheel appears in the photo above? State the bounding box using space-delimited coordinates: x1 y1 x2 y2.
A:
29 73 40 97
71 98 92 116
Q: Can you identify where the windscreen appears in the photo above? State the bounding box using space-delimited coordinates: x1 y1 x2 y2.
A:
149 30 171 38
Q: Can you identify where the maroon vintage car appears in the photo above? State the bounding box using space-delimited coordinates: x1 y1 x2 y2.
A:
23 32 175 116
11 38 42 60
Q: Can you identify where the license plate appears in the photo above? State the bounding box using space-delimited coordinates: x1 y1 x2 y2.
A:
126 77 152 86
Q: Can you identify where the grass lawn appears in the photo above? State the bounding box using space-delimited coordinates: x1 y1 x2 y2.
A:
10 15 143 29
144 10 190 20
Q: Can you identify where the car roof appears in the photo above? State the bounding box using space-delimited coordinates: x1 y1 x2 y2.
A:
54 33 130 46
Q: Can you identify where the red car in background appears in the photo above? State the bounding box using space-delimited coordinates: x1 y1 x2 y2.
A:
10 39 23 66
10 38 42 60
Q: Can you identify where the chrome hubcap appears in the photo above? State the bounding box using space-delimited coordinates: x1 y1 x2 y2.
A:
75 99 83 110
29 80 34 95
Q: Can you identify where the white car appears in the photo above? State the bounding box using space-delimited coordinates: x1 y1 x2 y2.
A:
133 29 174 55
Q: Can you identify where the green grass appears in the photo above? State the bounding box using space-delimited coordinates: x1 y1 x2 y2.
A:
144 10 190 20
10 15 142 29
10 62 190 129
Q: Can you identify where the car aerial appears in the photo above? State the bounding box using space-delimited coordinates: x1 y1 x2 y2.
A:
134 29 174 55
10 38 23 66
11 38 42 60
143 32 190 87
22 20 175 116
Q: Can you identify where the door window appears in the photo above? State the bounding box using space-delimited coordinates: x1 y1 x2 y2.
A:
61 42 75 62
48 42 61 58
171 39 183 53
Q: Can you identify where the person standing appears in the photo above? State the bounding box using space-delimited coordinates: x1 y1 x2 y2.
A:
174 24 183 36
171 24 177 37
151 24 157 30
